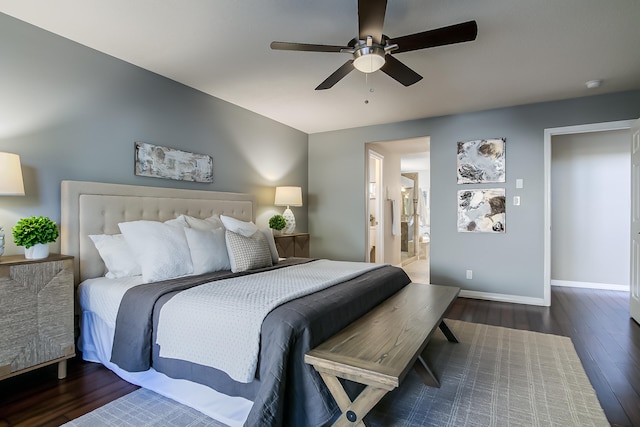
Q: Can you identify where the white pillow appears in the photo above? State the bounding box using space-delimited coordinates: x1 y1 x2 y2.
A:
164 215 189 228
260 228 280 264
89 234 142 279
184 227 231 274
183 214 223 231
119 220 193 283
225 229 273 273
220 215 259 237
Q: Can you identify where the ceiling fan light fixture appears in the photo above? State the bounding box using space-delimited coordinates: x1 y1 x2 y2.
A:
271 1 479 90
353 47 386 73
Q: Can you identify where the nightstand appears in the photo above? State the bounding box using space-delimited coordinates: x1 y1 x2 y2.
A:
274 233 310 258
0 254 75 380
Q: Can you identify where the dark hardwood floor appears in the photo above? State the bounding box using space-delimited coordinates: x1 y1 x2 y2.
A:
0 360 138 427
1 286 638 426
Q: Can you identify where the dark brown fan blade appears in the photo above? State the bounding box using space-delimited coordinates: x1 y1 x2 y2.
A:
380 55 422 87
315 60 355 90
270 41 347 53
389 20 478 54
358 0 387 44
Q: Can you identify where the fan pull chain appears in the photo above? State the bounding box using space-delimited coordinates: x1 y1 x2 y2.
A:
364 73 374 104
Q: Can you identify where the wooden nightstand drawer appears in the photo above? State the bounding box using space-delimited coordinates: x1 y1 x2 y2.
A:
0 254 75 380
274 233 310 258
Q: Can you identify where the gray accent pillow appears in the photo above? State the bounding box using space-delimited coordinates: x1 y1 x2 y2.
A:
225 229 273 273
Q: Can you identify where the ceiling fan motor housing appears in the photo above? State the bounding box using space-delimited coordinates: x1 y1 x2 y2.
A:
353 44 386 73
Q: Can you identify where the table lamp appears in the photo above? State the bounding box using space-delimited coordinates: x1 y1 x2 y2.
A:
274 186 302 234
0 152 25 256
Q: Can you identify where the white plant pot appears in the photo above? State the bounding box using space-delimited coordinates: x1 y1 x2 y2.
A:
25 243 49 260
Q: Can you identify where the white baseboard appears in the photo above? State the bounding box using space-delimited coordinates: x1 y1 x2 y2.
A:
551 279 629 292
459 289 547 306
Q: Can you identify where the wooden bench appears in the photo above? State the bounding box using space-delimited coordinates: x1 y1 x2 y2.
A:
305 283 460 427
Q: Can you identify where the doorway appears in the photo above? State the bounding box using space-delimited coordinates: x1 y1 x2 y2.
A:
551 129 630 291
544 120 634 305
368 150 384 263
366 137 430 272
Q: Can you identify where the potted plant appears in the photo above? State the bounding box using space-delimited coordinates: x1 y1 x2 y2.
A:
12 216 59 259
268 214 287 235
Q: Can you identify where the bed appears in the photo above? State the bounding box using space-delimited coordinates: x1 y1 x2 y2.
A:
60 180 411 427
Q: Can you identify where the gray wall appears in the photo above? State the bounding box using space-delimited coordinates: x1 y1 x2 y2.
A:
4 12 639 303
309 91 640 302
0 13 308 255
551 129 630 286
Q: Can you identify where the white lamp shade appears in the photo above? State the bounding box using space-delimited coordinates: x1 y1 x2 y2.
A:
353 53 385 73
0 152 25 196
274 186 302 207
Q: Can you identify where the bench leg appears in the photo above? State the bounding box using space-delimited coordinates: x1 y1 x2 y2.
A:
318 371 388 427
414 321 459 388
413 353 440 388
439 320 459 343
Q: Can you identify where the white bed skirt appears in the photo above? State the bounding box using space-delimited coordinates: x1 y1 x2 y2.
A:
79 311 252 427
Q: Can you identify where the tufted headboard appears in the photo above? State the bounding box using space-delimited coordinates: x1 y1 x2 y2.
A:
61 180 254 284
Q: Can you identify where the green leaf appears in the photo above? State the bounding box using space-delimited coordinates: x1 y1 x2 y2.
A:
12 216 59 248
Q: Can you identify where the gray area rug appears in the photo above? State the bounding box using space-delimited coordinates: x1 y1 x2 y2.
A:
63 320 608 427
366 320 608 427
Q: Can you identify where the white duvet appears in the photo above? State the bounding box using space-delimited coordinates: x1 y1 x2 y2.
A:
156 260 383 383
78 275 145 328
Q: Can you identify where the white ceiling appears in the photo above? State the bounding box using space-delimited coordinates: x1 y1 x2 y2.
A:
1 0 639 134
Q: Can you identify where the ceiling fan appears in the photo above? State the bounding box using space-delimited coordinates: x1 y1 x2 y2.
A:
270 0 478 90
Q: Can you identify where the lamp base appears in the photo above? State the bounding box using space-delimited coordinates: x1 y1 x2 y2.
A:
282 208 296 234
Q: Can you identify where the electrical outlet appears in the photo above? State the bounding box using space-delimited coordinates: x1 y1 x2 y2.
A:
466 270 473 280
513 196 521 206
